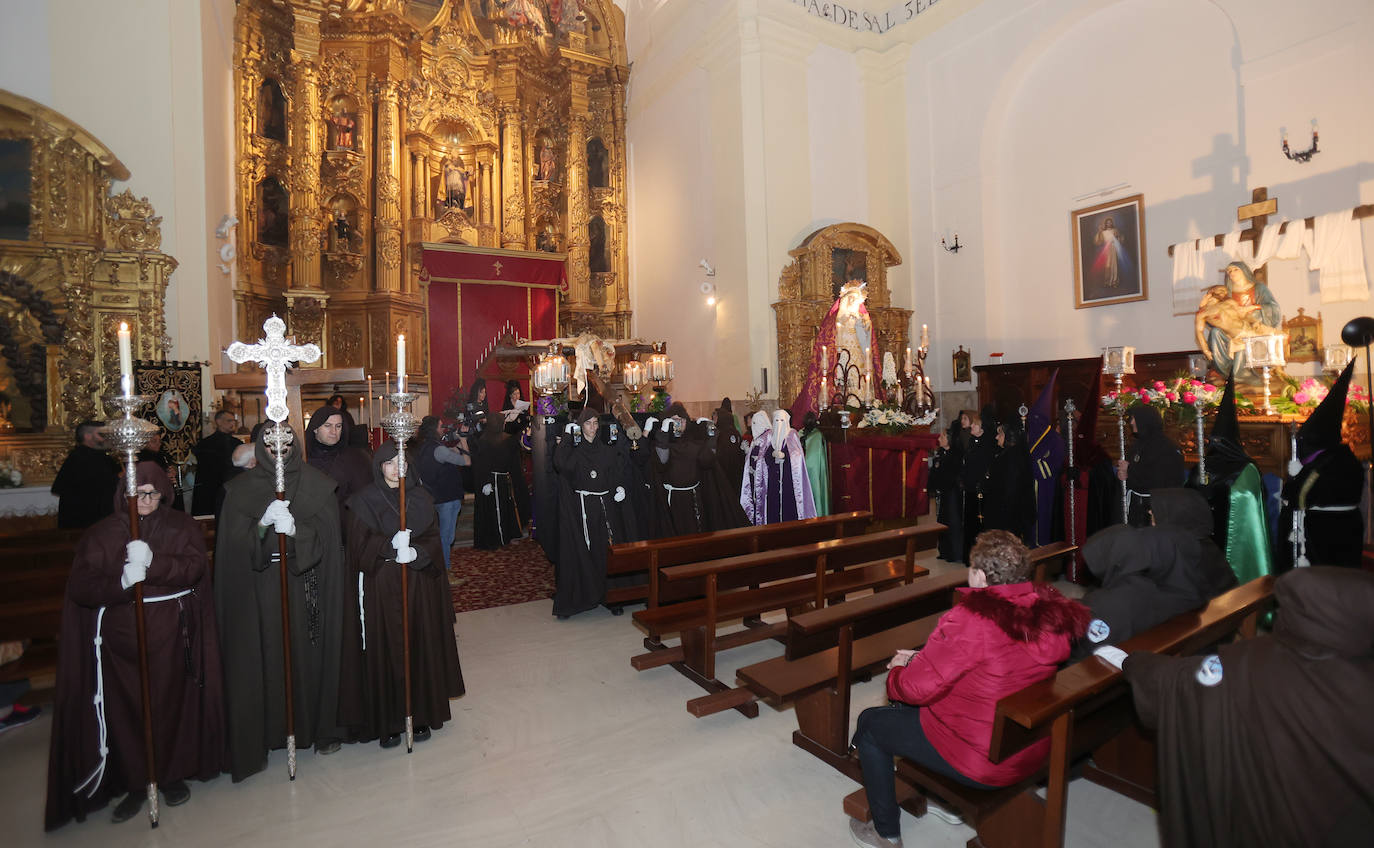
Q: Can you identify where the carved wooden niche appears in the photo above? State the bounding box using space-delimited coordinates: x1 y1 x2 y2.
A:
773 222 909 407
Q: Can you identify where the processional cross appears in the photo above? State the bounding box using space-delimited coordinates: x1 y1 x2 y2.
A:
225 314 320 781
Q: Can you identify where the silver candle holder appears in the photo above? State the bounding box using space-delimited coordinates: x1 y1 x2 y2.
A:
1102 345 1136 524
103 393 160 494
381 391 419 473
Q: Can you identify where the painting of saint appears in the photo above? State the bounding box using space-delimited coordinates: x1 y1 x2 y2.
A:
257 178 289 247
258 79 287 142
157 389 188 432
1072 194 1148 308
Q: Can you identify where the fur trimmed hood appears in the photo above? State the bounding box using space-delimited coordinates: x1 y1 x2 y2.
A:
956 582 1092 643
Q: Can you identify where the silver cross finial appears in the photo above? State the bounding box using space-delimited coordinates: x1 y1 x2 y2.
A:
225 315 321 422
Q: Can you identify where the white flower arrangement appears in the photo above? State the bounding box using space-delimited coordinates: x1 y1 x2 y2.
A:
0 460 22 489
857 404 920 433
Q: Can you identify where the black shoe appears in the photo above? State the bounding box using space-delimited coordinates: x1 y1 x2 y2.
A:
111 791 143 824
380 734 401 749
314 739 342 755
414 726 431 743
0 704 40 733
162 780 191 807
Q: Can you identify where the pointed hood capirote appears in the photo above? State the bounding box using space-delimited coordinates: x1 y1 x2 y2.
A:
1297 359 1354 458
1026 369 1059 446
1211 376 1240 442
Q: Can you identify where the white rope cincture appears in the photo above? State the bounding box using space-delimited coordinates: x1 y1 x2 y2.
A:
75 589 191 798
575 489 610 549
358 572 366 651
490 471 510 545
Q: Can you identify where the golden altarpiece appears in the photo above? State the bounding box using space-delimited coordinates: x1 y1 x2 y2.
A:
0 91 176 484
774 222 912 408
232 0 632 387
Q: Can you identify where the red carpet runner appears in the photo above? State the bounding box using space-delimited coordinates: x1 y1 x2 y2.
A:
449 538 555 613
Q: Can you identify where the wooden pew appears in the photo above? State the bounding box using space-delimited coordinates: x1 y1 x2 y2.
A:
737 543 1079 774
604 511 874 610
842 575 1277 848
631 523 944 716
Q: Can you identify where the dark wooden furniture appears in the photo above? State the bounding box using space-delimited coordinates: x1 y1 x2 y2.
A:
736 543 1079 775
604 511 873 610
843 575 1276 848
631 523 944 717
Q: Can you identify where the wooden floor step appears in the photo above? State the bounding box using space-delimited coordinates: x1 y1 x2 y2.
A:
686 686 758 717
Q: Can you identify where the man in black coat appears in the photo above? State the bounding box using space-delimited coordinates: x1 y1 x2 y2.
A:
51 421 118 529
191 409 241 516
1119 404 1185 526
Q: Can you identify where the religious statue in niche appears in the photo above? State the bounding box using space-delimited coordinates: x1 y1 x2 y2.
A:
535 137 558 182
536 224 560 253
257 79 287 142
550 0 587 34
330 209 362 254
831 248 866 300
441 158 471 211
586 137 608 189
588 215 609 273
257 177 289 247
1195 260 1281 376
787 277 883 420
326 104 357 150
503 0 549 36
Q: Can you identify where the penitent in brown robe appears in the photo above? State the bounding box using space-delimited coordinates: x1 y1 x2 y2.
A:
1122 567 1374 848
338 441 464 742
46 462 224 830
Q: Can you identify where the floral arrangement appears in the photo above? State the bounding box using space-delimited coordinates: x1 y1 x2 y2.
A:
0 459 22 489
1272 376 1369 415
630 391 671 415
856 403 920 435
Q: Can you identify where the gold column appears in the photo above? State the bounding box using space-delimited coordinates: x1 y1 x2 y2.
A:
500 106 525 250
374 79 403 292
411 152 425 218
289 54 323 289
565 112 590 306
478 152 496 246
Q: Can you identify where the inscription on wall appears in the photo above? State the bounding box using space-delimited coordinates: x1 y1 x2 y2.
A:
789 0 943 35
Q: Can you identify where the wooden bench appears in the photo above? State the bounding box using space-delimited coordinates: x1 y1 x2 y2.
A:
630 523 944 716
604 511 874 610
842 575 1276 848
737 543 1080 773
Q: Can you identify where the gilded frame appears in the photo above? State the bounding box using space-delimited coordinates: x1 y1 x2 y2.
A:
1071 193 1148 309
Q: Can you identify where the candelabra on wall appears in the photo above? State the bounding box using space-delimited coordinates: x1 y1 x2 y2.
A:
1281 120 1320 163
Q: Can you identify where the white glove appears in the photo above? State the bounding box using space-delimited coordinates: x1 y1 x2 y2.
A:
614 486 626 502
1093 646 1128 670
565 422 577 435
643 417 658 434
482 483 494 496
126 540 152 570
259 499 296 536
121 558 149 590
392 529 418 564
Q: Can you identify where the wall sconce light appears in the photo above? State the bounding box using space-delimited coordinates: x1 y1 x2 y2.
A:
698 258 716 276
1282 120 1320 163
700 280 717 306
940 234 964 253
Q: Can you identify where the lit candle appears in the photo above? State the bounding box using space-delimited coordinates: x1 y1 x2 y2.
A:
921 324 929 349
397 335 406 393
820 376 828 408
117 321 132 396
821 346 828 373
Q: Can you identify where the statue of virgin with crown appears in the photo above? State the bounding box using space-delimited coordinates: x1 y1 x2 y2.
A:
789 278 883 421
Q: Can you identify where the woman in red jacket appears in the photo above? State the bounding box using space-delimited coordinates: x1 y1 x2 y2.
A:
849 530 1091 848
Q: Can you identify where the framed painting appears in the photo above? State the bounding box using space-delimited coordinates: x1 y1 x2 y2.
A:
1071 193 1147 309
952 345 972 383
1282 308 1321 363
0 138 32 242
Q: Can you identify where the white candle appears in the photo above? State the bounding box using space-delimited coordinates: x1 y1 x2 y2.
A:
397 335 407 393
822 346 828 373
117 322 133 396
921 323 929 349
820 376 828 408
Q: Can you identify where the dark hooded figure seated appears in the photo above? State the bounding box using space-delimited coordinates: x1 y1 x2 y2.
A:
1073 487 1237 657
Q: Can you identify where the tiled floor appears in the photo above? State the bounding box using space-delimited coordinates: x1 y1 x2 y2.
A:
1 569 1160 847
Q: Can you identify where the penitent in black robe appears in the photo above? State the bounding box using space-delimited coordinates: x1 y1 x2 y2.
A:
471 426 528 549
214 431 346 782
1275 443 1365 572
46 463 224 829
339 443 464 742
552 432 629 617
1122 567 1374 848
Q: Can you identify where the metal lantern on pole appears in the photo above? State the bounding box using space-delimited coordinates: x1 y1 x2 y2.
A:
531 341 569 424
1243 333 1286 415
622 358 647 402
1102 345 1135 524
379 339 419 754
1188 354 1209 485
647 342 674 392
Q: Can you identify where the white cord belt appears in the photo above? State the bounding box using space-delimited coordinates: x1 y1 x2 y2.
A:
575 489 610 550
358 573 366 651
1293 503 1361 568
664 482 702 527
75 588 193 798
490 471 510 545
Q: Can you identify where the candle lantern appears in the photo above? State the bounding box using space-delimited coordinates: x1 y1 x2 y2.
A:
1102 346 1135 524
1243 333 1286 415
647 342 674 391
1323 343 1354 373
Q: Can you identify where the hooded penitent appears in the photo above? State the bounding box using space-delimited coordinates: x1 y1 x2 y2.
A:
1026 371 1066 546
956 405 1001 559
1187 377 1271 583
214 426 346 782
46 462 225 829
338 440 464 742
714 397 746 500
470 406 529 550
1076 488 1238 655
552 402 630 616
980 416 1035 541
1124 403 1186 526
1063 370 1117 581
1123 567 1374 848
305 403 373 517
1277 359 1364 571
927 412 969 562
800 410 829 517
744 408 814 524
